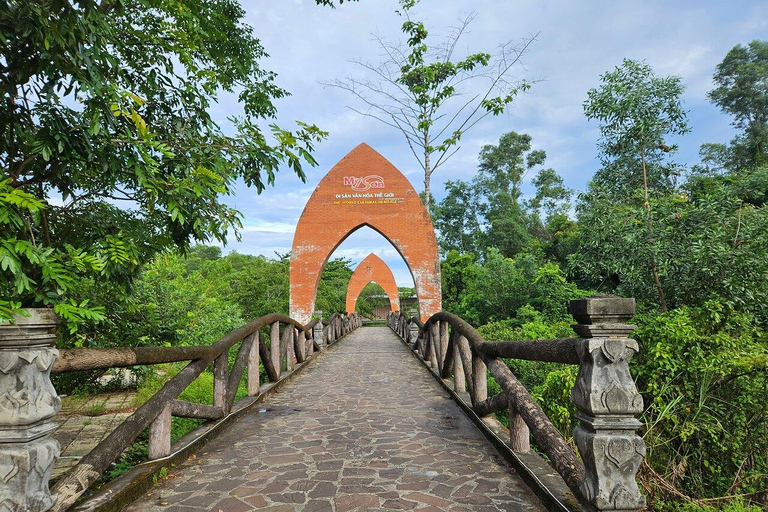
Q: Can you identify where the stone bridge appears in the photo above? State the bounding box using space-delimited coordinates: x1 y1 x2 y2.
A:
1 298 645 512
0 144 646 511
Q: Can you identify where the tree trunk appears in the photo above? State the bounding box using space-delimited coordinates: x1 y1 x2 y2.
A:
423 135 431 209
640 146 668 313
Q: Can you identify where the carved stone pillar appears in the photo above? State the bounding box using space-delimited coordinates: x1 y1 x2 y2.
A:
570 296 645 512
0 309 61 512
312 311 324 349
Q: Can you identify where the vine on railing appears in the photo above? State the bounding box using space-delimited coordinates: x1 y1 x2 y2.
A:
45 312 361 512
388 296 645 512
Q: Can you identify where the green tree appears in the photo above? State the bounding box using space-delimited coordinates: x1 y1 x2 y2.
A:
432 180 483 255
229 253 292 319
432 130 570 259
583 59 690 311
633 300 768 502
440 250 478 318
316 258 354 315
323 2 534 207
355 282 387 320
573 167 768 320
477 131 546 205
473 131 551 257
709 40 768 169
527 168 572 222
442 246 583 326
0 0 335 326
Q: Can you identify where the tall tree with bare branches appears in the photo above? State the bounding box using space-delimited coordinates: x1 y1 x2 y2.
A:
322 2 535 207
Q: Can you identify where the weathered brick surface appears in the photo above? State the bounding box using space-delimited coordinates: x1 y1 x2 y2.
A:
290 143 441 324
346 254 399 314
123 327 544 511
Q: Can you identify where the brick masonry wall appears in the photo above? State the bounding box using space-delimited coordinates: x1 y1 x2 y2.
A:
346 253 400 314
290 143 441 324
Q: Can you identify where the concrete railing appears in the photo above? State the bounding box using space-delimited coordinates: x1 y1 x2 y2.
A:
388 296 645 512
0 310 361 512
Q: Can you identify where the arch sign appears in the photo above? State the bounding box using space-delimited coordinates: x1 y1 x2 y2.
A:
289 143 441 324
346 254 400 315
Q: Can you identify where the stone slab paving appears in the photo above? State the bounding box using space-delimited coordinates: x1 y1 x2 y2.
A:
124 327 546 512
52 391 136 480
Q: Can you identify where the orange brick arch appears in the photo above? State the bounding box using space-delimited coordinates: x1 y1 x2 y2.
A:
289 143 441 324
346 253 400 315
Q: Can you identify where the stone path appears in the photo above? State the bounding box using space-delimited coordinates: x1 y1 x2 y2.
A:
124 327 545 511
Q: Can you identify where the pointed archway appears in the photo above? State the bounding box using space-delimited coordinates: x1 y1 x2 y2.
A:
346 254 400 314
290 143 441 323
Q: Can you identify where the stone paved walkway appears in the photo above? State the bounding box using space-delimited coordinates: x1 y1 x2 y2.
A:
52 391 136 481
124 327 545 511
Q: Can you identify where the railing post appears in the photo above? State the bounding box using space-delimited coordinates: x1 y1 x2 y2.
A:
570 296 645 512
409 317 419 347
452 333 466 393
270 322 280 372
288 328 297 371
313 311 324 350
428 323 439 369
247 331 260 396
281 324 293 372
471 350 488 407
508 402 530 453
148 403 172 460
306 327 314 356
439 321 449 374
0 309 60 512
213 352 228 413
417 327 427 358
457 335 475 398
295 328 305 363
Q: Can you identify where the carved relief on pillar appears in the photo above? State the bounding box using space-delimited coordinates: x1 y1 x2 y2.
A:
0 347 61 430
571 337 643 418
574 422 646 510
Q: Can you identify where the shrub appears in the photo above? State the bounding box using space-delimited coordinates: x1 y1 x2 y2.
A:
633 299 768 503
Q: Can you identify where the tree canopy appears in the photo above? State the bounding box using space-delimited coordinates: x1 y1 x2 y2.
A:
433 131 570 260
0 0 338 326
583 59 690 311
709 40 768 169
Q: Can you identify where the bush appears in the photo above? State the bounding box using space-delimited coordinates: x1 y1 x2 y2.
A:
480 314 579 439
633 299 768 503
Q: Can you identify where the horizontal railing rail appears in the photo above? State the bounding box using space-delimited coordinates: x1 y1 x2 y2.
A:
388 296 646 512
49 312 361 512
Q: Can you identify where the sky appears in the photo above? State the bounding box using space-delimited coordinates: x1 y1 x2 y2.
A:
214 0 768 287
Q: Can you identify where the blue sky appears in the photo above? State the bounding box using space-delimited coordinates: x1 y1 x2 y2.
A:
215 0 768 287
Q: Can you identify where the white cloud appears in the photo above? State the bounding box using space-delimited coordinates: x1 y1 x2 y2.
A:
240 220 297 234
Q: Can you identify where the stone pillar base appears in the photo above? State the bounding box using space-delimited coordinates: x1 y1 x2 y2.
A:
574 413 646 511
0 435 60 512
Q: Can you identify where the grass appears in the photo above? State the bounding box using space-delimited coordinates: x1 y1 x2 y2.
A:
61 395 126 416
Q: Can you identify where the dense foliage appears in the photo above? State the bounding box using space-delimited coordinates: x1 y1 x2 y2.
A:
432 48 768 510
0 0 338 328
53 248 355 392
